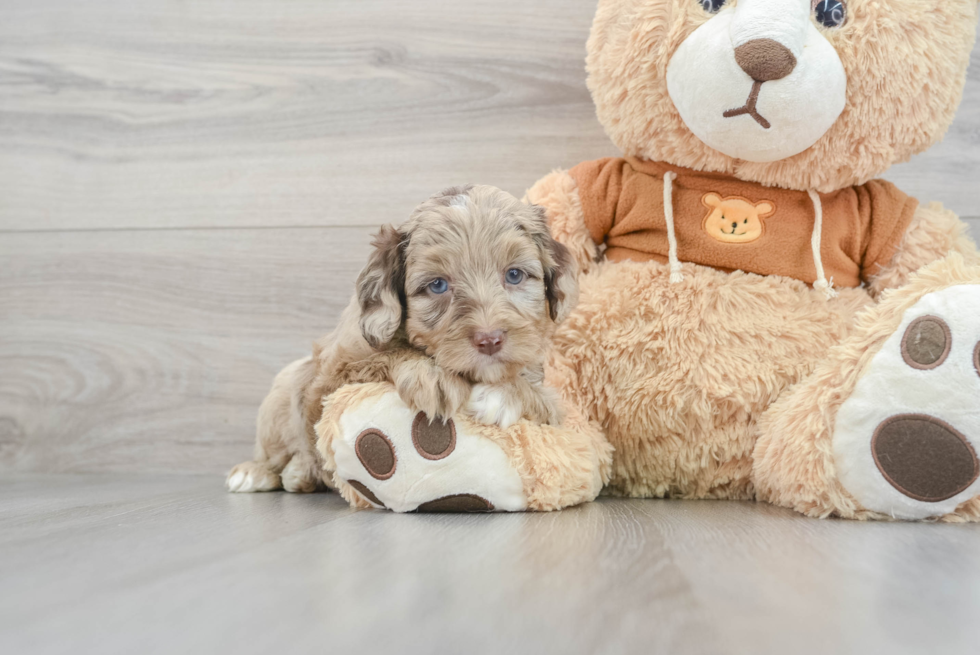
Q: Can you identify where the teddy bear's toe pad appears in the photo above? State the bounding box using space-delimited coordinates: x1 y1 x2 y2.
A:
415 494 495 513
330 391 527 513
834 285 980 519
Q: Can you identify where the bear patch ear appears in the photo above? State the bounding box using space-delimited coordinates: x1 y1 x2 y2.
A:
755 201 776 217
356 224 408 349
702 192 722 208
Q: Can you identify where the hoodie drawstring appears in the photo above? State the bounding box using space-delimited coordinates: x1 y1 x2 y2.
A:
807 189 837 298
663 171 683 283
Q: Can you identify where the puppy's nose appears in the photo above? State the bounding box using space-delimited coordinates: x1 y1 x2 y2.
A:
734 38 796 82
732 221 738 229
472 330 505 356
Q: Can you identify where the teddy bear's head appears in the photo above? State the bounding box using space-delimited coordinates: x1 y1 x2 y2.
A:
586 0 978 191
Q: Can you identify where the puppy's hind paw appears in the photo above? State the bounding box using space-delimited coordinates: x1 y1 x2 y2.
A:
468 384 522 429
226 461 281 493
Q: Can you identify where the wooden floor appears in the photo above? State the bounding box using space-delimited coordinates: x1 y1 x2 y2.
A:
3 474 980 655
1 2 980 653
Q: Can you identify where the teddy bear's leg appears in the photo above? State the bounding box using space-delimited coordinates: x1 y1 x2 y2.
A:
315 382 612 512
754 253 980 521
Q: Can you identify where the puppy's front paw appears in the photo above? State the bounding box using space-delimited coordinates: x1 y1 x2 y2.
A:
394 359 470 420
468 384 522 429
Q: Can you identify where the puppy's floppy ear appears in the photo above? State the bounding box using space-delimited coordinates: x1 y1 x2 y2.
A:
528 205 579 323
356 224 407 349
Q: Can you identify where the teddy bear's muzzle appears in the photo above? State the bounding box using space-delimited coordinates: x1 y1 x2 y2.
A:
665 0 846 162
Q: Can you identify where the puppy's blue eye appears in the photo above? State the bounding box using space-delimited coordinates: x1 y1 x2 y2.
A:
505 268 525 285
427 278 449 294
814 0 846 28
700 0 726 13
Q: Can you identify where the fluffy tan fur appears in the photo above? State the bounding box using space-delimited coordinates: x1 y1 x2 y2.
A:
229 185 578 493
587 0 979 192
549 247 872 499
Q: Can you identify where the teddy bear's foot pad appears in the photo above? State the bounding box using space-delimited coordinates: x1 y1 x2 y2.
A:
834 285 980 519
330 391 526 513
871 415 978 503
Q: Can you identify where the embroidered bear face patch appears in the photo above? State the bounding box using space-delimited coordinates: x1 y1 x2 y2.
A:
701 193 775 244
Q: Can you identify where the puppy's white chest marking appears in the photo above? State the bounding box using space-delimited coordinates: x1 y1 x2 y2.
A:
468 384 522 429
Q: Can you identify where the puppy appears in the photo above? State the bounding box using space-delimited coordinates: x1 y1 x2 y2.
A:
227 185 578 493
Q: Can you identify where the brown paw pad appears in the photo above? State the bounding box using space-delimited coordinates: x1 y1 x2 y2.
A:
901 316 951 370
872 414 979 502
347 480 386 508
415 494 495 513
355 429 396 480
412 412 456 460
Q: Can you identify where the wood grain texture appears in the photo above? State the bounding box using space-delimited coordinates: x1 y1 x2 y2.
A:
0 0 976 233
0 227 373 473
2 474 980 655
0 0 608 231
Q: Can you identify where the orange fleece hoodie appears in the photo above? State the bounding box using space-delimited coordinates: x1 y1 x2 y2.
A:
569 157 918 288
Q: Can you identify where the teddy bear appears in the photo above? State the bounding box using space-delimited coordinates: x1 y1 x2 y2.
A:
315 0 980 521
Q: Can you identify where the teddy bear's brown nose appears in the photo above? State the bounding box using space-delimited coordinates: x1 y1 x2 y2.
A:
734 38 797 82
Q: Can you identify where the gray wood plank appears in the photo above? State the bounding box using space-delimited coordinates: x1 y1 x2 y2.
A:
885 44 980 217
966 217 980 240
0 227 373 474
2 474 979 655
0 0 610 232
1 1 975 233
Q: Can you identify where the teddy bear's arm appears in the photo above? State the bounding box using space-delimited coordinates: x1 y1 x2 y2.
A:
525 169 600 273
865 202 980 297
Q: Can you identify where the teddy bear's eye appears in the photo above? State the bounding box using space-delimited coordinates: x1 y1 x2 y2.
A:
813 0 846 28
700 0 727 14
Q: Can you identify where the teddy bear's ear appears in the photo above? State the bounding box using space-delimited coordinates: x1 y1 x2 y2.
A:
702 193 722 208
755 201 775 217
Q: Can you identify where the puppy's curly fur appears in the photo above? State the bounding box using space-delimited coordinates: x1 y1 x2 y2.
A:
226 185 578 493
